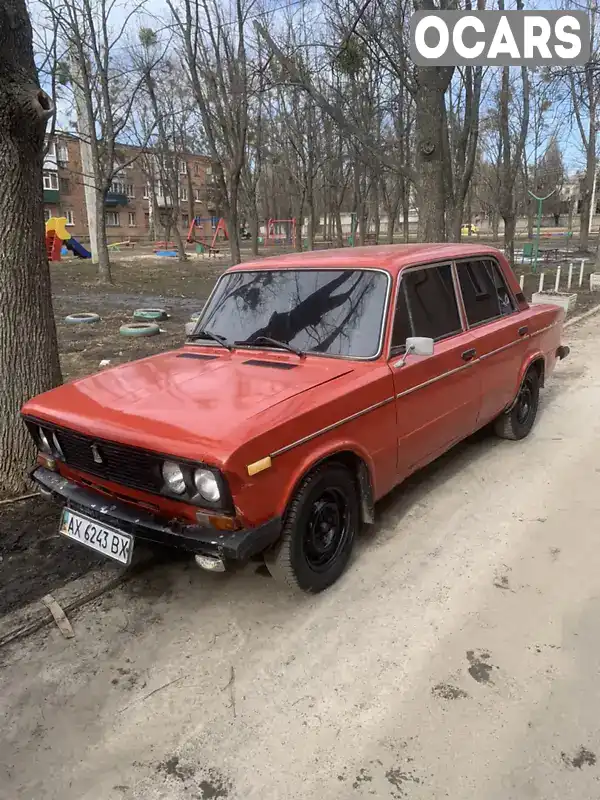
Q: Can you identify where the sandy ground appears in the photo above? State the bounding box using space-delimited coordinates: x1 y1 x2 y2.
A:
2 301 600 800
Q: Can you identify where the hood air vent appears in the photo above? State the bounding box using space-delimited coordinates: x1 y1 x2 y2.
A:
178 353 219 361
242 359 298 370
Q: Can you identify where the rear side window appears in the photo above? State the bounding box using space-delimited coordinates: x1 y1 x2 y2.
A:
391 264 462 351
457 259 515 326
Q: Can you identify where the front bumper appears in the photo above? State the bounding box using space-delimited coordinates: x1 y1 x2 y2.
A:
32 467 281 563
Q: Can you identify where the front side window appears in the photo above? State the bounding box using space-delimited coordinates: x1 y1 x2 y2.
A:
198 269 389 358
391 264 462 351
457 259 515 326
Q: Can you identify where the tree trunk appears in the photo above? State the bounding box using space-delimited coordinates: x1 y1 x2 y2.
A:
527 199 534 239
503 213 517 265
415 75 451 241
0 0 62 495
580 140 595 252
335 209 343 247
385 202 395 244
492 211 500 241
187 169 194 228
172 224 186 261
403 205 410 243
95 187 112 283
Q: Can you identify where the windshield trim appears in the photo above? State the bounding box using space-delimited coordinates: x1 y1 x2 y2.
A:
188 267 393 362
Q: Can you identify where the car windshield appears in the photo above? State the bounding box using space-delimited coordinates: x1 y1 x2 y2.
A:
195 269 389 358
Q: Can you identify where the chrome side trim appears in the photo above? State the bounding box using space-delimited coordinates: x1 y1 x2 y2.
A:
531 323 556 336
479 338 525 361
270 396 395 458
395 361 476 400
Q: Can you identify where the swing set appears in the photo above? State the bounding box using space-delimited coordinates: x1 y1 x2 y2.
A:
265 218 297 247
187 216 228 250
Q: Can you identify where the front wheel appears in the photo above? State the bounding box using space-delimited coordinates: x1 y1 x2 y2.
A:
494 368 540 440
265 464 359 593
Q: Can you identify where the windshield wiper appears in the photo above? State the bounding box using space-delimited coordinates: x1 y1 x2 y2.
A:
187 328 233 351
236 335 305 358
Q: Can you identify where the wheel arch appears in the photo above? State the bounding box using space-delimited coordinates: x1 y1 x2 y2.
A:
506 353 545 412
279 445 376 526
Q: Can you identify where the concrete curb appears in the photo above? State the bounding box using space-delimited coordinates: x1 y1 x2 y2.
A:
0 548 157 649
565 302 600 329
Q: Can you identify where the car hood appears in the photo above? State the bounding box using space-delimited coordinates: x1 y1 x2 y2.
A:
22 347 354 464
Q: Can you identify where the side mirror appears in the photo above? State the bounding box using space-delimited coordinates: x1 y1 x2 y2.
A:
406 336 434 356
395 336 434 367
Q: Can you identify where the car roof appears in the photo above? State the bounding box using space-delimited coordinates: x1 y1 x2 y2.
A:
229 243 504 277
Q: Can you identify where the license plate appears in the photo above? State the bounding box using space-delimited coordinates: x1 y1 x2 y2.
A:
59 508 134 565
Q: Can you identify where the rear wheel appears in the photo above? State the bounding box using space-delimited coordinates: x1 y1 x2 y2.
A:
265 464 359 593
494 368 540 440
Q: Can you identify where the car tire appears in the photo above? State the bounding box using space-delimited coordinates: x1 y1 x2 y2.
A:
119 322 160 337
265 464 359 593
494 368 540 441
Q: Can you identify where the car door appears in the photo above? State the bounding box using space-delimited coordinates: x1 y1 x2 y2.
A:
388 262 481 480
455 257 528 426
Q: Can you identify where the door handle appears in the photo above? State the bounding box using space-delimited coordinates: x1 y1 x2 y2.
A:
462 348 476 361
518 325 528 337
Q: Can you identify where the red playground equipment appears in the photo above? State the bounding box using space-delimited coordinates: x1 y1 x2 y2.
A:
266 218 297 247
186 216 219 245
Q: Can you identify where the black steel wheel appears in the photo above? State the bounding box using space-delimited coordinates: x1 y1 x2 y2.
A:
265 464 359 593
494 368 540 441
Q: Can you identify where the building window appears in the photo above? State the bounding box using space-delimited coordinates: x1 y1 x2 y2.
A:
128 212 136 227
143 183 150 199
46 141 56 159
106 211 120 227
193 162 202 177
144 212 150 228
59 177 70 194
43 171 59 190
205 165 212 176
180 186 188 202
180 161 187 174
110 181 134 197
65 210 74 226
194 188 202 202
182 213 189 228
57 143 69 162
44 208 53 222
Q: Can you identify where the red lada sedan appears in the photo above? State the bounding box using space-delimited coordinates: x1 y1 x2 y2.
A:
22 244 569 592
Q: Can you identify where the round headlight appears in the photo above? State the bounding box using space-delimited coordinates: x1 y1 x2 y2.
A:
38 427 51 454
194 468 220 503
162 461 186 495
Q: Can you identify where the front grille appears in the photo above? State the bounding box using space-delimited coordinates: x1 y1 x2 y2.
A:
53 427 163 492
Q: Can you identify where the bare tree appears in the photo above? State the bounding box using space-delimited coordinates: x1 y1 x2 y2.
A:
168 0 253 264
0 0 62 494
40 0 151 282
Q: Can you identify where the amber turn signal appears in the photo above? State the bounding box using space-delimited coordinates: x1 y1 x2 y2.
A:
209 516 241 531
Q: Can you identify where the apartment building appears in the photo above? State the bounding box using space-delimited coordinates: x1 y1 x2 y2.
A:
42 132 218 243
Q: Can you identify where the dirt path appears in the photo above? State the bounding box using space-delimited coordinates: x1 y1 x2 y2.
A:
2 317 599 800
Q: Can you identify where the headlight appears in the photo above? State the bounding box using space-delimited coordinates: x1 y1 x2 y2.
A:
162 461 186 494
38 427 51 454
194 468 221 502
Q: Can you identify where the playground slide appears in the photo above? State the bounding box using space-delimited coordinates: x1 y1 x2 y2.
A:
66 237 91 259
